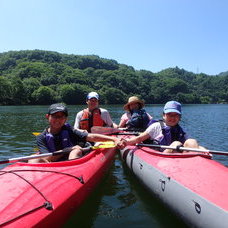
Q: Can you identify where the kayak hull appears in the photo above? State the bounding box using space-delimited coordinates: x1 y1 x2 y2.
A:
0 147 116 227
120 144 228 228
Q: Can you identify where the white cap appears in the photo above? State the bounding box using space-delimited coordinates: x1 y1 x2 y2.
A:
87 92 99 100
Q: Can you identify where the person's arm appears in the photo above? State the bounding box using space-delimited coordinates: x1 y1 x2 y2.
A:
86 133 126 148
101 109 118 128
112 122 118 128
37 133 49 153
118 119 127 128
125 122 161 146
147 113 153 120
125 131 150 146
86 133 119 144
73 111 82 129
118 113 129 128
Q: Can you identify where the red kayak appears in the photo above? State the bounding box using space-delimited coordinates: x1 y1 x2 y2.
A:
0 147 116 227
119 137 228 227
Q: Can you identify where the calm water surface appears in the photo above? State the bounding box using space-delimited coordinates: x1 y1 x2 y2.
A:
0 104 227 227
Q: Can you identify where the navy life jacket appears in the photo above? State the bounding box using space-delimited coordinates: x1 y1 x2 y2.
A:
45 123 73 152
147 120 187 146
126 109 150 130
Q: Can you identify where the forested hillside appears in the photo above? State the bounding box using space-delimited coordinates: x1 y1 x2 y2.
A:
0 50 227 105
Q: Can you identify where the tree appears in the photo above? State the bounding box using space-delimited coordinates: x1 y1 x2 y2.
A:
0 76 12 104
200 96 212 104
71 84 91 104
32 86 56 105
0 50 228 105
59 69 87 85
100 87 126 104
59 84 77 104
23 78 41 103
0 57 16 71
58 83 91 105
9 76 25 104
16 62 45 79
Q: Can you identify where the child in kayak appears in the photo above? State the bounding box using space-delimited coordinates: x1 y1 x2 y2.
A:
118 96 152 131
74 92 118 132
30 103 121 163
123 101 206 153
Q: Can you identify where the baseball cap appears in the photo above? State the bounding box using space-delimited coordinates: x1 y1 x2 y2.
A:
48 103 68 116
163 101 182 115
87 92 99 100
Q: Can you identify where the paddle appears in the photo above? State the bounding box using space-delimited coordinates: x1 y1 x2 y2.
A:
34 127 139 136
0 141 116 165
90 126 139 135
136 143 228 156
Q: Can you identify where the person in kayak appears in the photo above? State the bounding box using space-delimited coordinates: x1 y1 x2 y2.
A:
118 96 152 131
123 101 205 153
30 103 121 163
74 92 118 132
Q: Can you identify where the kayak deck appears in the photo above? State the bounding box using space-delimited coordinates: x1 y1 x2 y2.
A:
0 147 116 227
120 143 228 227
133 146 228 210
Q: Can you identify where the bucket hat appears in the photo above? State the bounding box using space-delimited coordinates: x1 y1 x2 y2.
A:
124 96 145 111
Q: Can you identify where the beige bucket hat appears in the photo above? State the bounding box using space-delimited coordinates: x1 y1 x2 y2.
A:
123 96 145 111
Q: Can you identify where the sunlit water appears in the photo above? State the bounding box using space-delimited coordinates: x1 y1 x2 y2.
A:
0 104 227 227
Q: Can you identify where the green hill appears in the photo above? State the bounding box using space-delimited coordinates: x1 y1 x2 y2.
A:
219 71 228 77
0 50 228 105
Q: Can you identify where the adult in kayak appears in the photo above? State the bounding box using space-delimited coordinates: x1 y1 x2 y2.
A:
118 96 152 131
74 92 118 132
30 103 121 163
123 101 206 153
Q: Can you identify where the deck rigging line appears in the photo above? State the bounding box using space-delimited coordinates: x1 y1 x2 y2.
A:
0 169 84 226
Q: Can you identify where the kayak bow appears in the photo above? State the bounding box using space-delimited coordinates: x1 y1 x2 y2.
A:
119 136 228 228
0 146 116 227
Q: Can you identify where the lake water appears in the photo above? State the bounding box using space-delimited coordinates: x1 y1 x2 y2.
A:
0 104 227 227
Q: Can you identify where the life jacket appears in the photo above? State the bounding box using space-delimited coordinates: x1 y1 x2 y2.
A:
147 120 187 146
126 109 150 130
79 108 104 132
45 123 73 152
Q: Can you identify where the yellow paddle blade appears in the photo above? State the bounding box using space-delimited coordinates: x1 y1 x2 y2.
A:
32 132 41 136
92 141 116 149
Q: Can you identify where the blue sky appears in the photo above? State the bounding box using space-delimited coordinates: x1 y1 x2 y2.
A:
0 0 227 75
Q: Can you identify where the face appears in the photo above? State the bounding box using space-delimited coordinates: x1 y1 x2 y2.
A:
163 112 181 126
46 112 67 132
129 102 140 110
87 98 99 110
